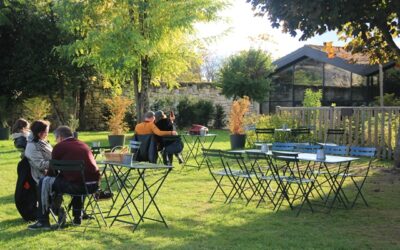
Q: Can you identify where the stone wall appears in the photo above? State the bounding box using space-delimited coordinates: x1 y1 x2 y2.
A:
82 82 259 130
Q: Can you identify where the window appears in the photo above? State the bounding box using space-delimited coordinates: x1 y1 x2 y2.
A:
324 64 351 88
270 67 293 102
294 58 323 86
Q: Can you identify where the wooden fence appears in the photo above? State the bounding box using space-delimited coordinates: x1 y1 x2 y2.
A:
276 106 400 159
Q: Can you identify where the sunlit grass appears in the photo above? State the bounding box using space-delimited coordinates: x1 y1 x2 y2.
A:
0 130 399 249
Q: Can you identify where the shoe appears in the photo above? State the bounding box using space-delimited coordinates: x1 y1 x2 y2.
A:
72 217 81 226
58 208 66 228
177 154 184 164
82 212 94 220
28 221 51 230
95 190 113 200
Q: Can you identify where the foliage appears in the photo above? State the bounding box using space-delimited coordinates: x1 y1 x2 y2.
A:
373 93 400 106
176 97 215 128
219 49 274 102
22 97 51 121
67 114 79 132
0 96 9 127
55 0 227 121
213 104 226 129
0 1 94 110
229 96 251 134
244 113 299 143
150 96 176 113
294 70 322 86
303 89 322 107
247 0 400 63
104 96 133 135
192 100 215 126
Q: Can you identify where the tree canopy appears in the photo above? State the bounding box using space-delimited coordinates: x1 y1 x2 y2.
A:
219 49 274 102
55 0 227 120
248 0 400 63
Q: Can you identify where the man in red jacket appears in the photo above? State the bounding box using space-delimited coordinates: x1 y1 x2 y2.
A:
28 126 100 230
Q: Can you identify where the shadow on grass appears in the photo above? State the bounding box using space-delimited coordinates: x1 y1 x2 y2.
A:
0 169 399 249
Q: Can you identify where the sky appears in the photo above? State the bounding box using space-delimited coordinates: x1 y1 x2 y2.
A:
195 0 345 61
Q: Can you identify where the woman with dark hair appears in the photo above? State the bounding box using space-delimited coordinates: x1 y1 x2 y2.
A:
25 120 53 184
11 118 30 150
154 110 184 165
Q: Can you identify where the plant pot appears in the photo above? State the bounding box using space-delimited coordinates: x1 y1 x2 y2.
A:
230 134 246 149
108 135 125 148
0 127 10 140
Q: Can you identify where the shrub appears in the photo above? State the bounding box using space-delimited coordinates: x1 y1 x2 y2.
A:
104 96 133 135
303 89 322 107
22 97 51 121
192 100 215 126
213 104 226 129
229 96 250 134
176 97 216 128
150 96 176 112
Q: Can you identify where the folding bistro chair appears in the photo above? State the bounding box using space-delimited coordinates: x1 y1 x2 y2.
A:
325 129 345 145
255 128 275 144
341 146 376 208
245 151 278 209
295 144 322 153
49 160 105 232
291 128 311 143
220 151 259 204
202 148 230 201
271 142 296 152
270 151 315 215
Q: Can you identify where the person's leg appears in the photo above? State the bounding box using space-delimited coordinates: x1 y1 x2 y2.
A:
28 178 51 230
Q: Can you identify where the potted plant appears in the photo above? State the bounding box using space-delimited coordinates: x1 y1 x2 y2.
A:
228 96 250 149
0 96 9 140
104 96 133 148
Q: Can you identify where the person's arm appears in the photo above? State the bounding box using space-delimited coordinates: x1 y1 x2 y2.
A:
151 123 177 136
25 143 50 172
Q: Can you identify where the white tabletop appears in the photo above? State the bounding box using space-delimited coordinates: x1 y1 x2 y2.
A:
274 128 291 132
228 149 359 163
97 160 173 169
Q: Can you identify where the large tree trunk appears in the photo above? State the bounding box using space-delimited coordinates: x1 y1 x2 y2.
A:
395 126 400 168
78 80 87 130
133 60 150 123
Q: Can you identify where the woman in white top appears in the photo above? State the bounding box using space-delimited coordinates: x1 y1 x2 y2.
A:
24 120 53 184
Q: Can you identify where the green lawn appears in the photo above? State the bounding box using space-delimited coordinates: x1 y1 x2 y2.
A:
0 130 399 249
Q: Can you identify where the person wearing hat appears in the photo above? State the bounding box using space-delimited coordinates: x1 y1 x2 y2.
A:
154 110 184 165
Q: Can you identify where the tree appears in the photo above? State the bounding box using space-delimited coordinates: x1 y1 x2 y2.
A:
55 0 226 121
219 49 274 102
303 89 322 107
0 0 95 126
247 0 400 63
248 0 400 167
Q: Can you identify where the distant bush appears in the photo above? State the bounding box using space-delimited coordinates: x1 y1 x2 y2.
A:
150 96 176 112
22 97 51 121
176 97 215 128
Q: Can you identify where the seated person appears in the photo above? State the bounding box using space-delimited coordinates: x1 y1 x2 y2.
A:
134 111 177 163
25 120 52 185
28 126 100 230
134 111 177 136
11 118 30 151
154 110 184 165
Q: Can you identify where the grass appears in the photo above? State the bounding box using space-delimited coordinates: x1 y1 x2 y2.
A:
0 130 400 249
